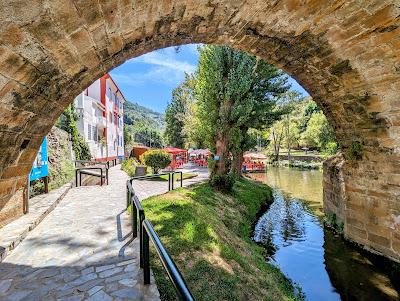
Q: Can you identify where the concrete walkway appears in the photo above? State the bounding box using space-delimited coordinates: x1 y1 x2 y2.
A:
131 163 209 200
0 166 159 301
0 163 209 301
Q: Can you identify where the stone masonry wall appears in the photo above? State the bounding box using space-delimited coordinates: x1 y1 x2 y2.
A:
0 0 399 260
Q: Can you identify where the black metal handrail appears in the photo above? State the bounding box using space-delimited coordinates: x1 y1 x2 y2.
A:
143 219 195 301
75 166 109 187
126 172 194 300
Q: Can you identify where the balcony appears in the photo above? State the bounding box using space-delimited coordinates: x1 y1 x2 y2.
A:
97 116 107 128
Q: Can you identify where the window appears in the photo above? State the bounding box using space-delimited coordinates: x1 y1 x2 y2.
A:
87 124 92 141
92 125 97 142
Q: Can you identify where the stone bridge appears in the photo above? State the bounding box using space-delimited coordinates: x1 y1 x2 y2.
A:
0 1 399 261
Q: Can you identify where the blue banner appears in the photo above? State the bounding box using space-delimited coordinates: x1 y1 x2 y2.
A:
29 138 49 182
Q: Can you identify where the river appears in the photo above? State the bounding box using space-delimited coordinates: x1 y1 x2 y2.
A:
249 166 400 301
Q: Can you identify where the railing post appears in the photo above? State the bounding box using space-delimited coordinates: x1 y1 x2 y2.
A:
132 195 137 238
168 173 171 191
140 213 145 268
172 173 174 190
106 167 109 185
180 171 183 187
75 169 78 187
100 168 103 186
79 171 82 187
143 225 150 285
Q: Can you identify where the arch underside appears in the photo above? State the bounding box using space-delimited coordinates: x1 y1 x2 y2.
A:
0 0 399 260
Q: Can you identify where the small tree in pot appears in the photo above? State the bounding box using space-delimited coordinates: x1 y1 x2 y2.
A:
140 150 171 174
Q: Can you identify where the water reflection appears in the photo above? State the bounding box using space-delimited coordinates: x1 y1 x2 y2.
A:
250 167 400 301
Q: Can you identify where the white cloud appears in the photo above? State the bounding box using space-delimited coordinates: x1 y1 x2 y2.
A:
129 47 196 74
112 46 197 88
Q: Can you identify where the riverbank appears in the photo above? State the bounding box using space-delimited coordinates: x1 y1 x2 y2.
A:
142 178 299 301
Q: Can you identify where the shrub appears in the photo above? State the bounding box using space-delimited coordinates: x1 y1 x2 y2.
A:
210 173 235 192
121 158 138 177
140 150 171 174
322 141 338 156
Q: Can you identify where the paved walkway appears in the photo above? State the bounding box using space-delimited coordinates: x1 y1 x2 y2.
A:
0 166 159 301
0 164 209 301
132 163 209 200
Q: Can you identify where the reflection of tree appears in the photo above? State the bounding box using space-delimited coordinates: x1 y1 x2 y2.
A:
279 193 305 244
254 190 306 259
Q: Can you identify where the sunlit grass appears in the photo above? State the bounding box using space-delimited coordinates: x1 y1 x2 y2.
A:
142 178 299 301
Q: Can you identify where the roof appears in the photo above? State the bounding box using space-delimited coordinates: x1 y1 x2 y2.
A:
104 73 127 103
189 149 211 155
243 152 267 159
163 147 187 154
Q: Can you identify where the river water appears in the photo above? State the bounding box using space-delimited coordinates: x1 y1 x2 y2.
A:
249 166 400 301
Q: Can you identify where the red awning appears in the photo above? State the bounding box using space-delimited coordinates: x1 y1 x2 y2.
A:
163 147 187 155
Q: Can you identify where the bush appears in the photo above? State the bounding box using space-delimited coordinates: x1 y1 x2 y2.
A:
121 158 138 177
209 173 235 192
322 141 338 156
140 150 171 174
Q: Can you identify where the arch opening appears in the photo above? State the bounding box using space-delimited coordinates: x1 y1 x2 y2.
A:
0 0 399 263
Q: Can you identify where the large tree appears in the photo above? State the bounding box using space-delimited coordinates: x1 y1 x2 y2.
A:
194 45 289 181
164 74 195 148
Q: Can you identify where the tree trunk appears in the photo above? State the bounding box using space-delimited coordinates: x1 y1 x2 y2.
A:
213 132 230 176
231 150 244 178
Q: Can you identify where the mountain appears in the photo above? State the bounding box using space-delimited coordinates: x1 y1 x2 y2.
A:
123 101 165 130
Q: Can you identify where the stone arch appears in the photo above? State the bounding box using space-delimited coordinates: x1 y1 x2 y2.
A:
0 1 399 260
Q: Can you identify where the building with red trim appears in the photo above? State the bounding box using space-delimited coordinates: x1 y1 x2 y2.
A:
74 74 126 161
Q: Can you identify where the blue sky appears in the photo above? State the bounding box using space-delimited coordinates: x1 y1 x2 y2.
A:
110 44 309 113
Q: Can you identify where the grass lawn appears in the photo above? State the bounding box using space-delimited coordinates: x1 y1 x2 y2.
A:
147 173 198 181
142 178 299 301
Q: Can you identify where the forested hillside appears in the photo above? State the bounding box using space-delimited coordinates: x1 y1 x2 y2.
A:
123 101 165 149
124 101 165 130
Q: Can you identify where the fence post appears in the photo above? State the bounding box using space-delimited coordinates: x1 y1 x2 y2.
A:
168 173 171 191
100 168 103 186
79 171 82 187
180 171 183 187
132 196 137 238
126 183 130 209
143 225 150 285
75 169 78 187
172 173 174 190
106 167 109 185
139 213 145 268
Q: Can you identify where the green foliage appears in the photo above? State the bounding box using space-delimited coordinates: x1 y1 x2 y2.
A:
164 74 195 148
347 141 363 160
121 158 139 177
124 101 165 129
57 105 91 160
324 213 344 235
123 101 165 149
140 149 171 173
209 173 235 192
323 141 338 155
129 122 163 148
142 179 298 301
300 111 336 150
193 45 289 176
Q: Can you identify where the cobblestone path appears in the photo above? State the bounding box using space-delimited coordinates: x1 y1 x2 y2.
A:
0 166 159 301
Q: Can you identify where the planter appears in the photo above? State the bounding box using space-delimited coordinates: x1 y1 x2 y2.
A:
134 166 147 176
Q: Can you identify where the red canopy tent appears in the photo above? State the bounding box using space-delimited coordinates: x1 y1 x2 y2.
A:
163 147 188 169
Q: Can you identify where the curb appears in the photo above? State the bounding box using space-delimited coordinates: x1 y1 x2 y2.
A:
0 182 72 262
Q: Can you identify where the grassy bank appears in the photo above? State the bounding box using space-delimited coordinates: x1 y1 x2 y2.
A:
142 178 298 301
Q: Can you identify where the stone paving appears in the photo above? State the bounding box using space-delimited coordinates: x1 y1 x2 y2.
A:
0 183 72 262
0 166 159 301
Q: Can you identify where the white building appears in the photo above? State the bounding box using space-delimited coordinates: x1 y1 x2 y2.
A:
74 74 126 161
